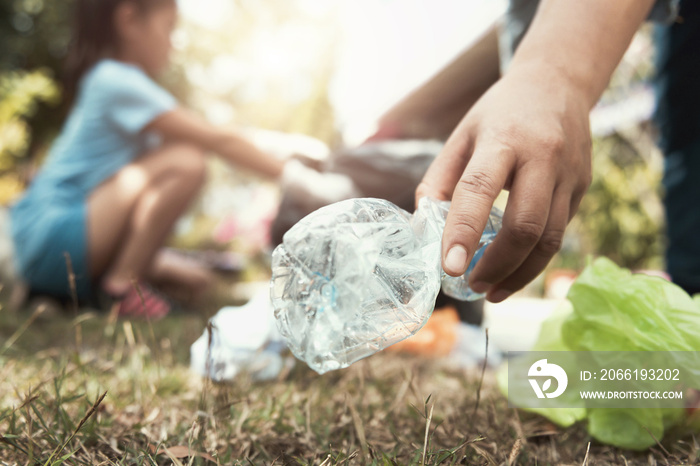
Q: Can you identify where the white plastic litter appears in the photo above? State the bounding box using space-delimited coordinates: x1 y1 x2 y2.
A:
190 289 288 382
270 197 502 374
448 322 503 369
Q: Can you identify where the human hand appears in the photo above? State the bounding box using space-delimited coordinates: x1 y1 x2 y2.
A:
416 63 592 302
282 159 360 209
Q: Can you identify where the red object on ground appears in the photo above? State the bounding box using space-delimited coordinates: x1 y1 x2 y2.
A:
388 306 460 357
113 282 170 320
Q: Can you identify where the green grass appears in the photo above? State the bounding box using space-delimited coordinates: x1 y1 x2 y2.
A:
1 299 700 464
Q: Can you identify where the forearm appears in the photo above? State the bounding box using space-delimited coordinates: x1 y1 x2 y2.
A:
378 24 500 139
510 0 655 109
149 109 284 179
212 133 284 179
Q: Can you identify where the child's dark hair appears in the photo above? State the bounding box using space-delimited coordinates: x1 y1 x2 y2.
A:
63 0 171 105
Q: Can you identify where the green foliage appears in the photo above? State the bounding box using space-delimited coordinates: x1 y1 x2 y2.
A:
0 0 72 203
0 69 59 203
554 26 664 271
0 0 74 161
565 131 665 271
0 0 74 73
0 69 60 167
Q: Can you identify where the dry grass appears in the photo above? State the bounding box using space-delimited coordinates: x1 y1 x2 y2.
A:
1 300 700 464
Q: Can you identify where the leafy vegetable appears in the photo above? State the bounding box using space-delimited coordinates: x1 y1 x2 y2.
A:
501 257 700 450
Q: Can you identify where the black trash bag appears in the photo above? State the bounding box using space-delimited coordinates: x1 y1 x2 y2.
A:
271 139 483 325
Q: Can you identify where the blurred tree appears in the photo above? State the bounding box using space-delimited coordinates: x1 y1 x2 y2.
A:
0 0 73 200
551 26 665 271
0 0 71 202
0 70 59 203
0 0 74 72
572 129 665 270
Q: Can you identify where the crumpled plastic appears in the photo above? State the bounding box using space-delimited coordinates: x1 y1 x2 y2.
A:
270 197 501 374
500 257 700 450
190 290 288 382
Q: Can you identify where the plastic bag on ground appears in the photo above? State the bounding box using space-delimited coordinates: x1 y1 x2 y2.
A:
190 289 288 382
499 257 700 450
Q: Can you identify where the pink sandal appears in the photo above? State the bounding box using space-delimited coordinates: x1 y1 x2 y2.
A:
106 281 171 320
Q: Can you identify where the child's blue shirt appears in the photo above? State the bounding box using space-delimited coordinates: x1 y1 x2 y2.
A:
24 59 176 202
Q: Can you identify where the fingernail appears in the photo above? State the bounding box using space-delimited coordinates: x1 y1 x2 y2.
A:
489 289 512 303
471 281 491 293
444 246 468 275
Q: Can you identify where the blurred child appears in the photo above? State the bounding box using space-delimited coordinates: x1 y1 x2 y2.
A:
10 0 354 318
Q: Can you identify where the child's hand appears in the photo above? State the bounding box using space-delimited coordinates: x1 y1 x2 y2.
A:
282 160 360 209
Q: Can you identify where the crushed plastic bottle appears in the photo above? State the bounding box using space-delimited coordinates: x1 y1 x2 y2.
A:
415 198 502 300
270 197 502 374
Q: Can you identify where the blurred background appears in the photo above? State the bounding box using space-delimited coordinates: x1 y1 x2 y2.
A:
0 0 665 301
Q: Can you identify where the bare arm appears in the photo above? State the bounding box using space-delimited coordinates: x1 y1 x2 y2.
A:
511 0 654 108
147 108 284 178
417 0 655 302
146 107 360 206
377 24 501 140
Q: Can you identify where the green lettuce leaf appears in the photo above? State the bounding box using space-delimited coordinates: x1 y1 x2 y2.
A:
500 257 700 450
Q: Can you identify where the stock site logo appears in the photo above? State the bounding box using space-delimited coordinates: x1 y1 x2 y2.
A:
528 359 568 399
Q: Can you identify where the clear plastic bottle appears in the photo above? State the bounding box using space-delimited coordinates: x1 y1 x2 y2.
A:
414 197 503 301
270 197 502 374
